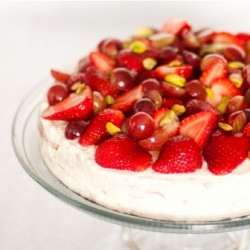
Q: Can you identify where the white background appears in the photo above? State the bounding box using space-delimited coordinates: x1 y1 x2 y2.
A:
1 1 250 249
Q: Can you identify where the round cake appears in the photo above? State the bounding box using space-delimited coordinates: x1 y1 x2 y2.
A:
39 18 250 222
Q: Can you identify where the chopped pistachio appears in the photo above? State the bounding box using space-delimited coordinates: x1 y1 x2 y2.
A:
205 88 215 99
172 104 186 116
106 122 121 135
218 122 233 131
168 59 183 67
228 61 245 69
150 33 175 49
135 27 154 38
229 73 243 88
217 96 230 114
143 57 157 70
160 110 176 127
71 82 85 94
130 41 147 54
165 74 186 88
105 95 115 105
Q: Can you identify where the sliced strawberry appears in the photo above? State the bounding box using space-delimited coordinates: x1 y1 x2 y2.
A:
42 86 93 121
212 31 243 47
89 51 115 74
243 122 250 137
85 66 117 97
152 135 202 173
161 18 191 35
139 109 179 151
203 132 250 175
155 64 193 79
162 97 183 109
95 133 152 171
206 78 241 107
79 108 125 146
116 49 160 73
51 69 71 83
110 84 144 113
199 59 227 86
236 32 250 45
179 109 218 149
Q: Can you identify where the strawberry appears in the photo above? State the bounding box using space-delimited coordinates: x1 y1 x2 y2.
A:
212 32 243 47
51 69 71 83
95 133 152 171
152 135 202 173
139 108 179 151
236 32 250 45
179 109 218 149
116 49 160 73
203 132 250 175
85 66 117 96
42 86 93 121
161 18 191 35
89 51 115 73
243 122 250 137
162 98 183 109
155 64 193 79
206 78 241 107
199 59 227 86
79 108 125 146
110 84 144 113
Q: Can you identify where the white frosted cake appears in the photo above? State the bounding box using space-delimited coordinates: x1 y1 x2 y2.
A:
39 19 250 221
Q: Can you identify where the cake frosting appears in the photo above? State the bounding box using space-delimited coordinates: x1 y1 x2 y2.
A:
39 18 250 222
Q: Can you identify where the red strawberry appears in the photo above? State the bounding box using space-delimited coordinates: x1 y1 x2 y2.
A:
199 59 227 86
116 49 160 73
212 32 243 47
89 51 115 73
95 133 152 171
243 122 250 137
79 108 125 146
206 78 241 107
51 69 71 83
162 98 183 109
152 135 202 173
155 64 193 79
139 108 179 151
42 86 93 121
85 66 117 96
179 109 218 148
203 132 250 175
110 84 144 113
236 32 250 45
161 18 191 35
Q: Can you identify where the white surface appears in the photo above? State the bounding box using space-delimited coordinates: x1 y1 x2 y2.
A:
1 1 250 250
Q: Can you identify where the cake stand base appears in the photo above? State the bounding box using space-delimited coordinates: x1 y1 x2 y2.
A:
122 227 250 250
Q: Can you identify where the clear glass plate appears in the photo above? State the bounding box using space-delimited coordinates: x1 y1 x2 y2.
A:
11 79 250 235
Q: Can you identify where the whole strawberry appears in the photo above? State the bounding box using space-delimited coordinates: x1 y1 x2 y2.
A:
152 135 202 174
95 133 152 171
203 132 250 175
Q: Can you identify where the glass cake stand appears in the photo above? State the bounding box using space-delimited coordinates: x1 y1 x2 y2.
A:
12 80 250 250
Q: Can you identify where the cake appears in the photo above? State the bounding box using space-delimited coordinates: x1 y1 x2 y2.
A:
39 18 250 222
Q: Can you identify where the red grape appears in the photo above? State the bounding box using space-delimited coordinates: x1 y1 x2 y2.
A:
78 57 91 73
93 91 106 113
182 50 201 68
242 65 250 88
141 78 161 93
98 38 122 59
133 97 155 115
65 120 89 140
127 112 155 140
185 80 206 100
47 84 70 105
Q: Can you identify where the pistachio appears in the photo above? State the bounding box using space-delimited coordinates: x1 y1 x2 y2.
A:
106 122 121 135
165 74 186 88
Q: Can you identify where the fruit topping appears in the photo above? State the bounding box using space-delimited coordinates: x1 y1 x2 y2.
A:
43 18 250 174
203 132 250 175
95 133 152 171
152 135 202 173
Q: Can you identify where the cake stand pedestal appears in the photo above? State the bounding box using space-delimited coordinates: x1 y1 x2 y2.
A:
122 227 250 250
12 81 250 250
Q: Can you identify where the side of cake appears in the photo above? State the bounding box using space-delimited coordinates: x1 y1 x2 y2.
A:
39 18 250 221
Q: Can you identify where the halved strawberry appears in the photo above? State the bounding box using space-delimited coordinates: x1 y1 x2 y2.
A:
161 18 191 35
206 78 241 107
212 31 243 47
110 84 144 113
51 69 71 83
236 32 250 45
139 109 179 151
79 108 125 146
203 132 250 175
84 66 117 97
243 122 250 137
155 64 193 79
42 86 93 121
89 51 115 74
199 59 227 86
152 135 202 173
95 133 152 171
178 109 218 148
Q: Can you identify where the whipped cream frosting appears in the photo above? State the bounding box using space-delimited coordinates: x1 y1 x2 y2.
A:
39 101 250 222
